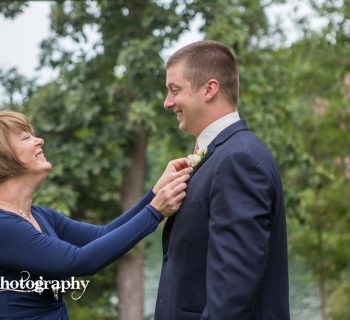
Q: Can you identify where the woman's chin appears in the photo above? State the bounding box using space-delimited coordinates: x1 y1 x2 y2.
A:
44 163 53 172
37 162 52 175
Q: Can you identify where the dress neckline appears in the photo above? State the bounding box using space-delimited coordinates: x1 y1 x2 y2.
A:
0 207 43 233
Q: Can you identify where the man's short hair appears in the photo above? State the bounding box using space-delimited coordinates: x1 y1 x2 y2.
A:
166 40 239 107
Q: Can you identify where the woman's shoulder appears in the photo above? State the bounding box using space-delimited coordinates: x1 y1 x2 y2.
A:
31 205 63 225
31 205 56 217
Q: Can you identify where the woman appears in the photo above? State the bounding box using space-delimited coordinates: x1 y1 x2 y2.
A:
0 110 191 319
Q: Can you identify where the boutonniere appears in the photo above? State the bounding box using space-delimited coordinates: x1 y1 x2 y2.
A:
187 147 208 168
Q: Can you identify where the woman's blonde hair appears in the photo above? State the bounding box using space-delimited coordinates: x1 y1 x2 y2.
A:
0 110 34 181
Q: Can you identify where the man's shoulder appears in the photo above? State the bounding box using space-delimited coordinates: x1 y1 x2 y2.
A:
217 129 279 171
224 129 269 154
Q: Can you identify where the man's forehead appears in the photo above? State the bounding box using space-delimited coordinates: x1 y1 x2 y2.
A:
166 63 186 85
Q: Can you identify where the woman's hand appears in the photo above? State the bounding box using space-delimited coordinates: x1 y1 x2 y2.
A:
152 158 192 194
150 173 190 217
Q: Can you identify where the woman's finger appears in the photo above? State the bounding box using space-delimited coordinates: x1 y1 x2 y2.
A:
166 167 192 183
168 183 187 201
173 191 187 203
169 158 191 171
167 174 190 190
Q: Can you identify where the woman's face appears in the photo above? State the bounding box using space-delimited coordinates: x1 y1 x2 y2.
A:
10 129 52 176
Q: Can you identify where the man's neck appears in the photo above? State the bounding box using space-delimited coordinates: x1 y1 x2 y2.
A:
196 111 240 149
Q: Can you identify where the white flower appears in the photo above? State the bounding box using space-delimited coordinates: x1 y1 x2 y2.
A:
197 147 208 159
187 147 208 168
187 154 202 167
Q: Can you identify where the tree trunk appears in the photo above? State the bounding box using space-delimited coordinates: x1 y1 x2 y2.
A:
116 244 144 320
316 190 328 320
318 230 328 320
116 129 148 320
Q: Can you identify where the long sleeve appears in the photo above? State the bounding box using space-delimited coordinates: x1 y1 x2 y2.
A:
0 204 161 278
46 189 155 247
202 152 272 319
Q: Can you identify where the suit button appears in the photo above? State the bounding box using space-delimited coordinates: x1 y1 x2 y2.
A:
163 254 168 261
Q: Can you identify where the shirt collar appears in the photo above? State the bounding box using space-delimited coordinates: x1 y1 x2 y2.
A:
196 111 240 150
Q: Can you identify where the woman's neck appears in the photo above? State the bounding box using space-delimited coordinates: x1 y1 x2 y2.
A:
0 177 35 216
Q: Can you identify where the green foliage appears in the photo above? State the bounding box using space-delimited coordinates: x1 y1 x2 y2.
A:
0 68 36 107
197 0 271 52
1 0 349 318
0 1 29 19
329 271 350 320
65 265 116 320
284 7 350 315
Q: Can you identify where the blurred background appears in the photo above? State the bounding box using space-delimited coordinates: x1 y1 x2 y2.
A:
0 1 349 319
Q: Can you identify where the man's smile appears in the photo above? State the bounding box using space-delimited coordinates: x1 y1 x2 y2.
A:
174 109 183 121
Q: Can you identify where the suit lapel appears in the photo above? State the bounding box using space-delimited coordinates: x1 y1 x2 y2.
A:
190 120 249 178
162 120 249 253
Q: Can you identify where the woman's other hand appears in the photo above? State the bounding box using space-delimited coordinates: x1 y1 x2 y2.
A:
152 158 192 194
150 173 190 217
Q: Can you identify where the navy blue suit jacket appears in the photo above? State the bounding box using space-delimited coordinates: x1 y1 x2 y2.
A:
155 120 290 320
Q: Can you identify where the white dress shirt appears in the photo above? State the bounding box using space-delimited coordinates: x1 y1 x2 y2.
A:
196 111 240 150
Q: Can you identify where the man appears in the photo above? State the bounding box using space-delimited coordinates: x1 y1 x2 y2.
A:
155 40 290 320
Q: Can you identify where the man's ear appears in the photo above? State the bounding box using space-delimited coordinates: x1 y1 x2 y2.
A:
204 79 219 102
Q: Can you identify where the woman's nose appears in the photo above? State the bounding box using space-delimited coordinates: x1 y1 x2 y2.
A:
36 137 44 146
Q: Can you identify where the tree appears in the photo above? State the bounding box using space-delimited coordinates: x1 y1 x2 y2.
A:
283 1 350 317
0 67 36 107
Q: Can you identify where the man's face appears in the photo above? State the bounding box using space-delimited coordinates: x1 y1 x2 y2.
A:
164 62 206 137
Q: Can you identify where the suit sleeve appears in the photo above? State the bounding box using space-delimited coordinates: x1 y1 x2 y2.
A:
0 204 161 277
202 152 273 319
49 189 155 246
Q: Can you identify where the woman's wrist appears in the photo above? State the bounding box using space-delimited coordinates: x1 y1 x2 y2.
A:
146 204 164 221
152 182 161 194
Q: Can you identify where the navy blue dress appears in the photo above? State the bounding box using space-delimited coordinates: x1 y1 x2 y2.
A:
0 190 162 319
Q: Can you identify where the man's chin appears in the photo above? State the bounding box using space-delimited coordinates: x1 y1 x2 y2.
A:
179 123 195 136
178 122 186 132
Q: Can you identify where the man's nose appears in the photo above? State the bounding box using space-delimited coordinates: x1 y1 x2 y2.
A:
164 93 174 109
